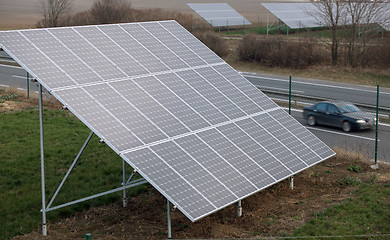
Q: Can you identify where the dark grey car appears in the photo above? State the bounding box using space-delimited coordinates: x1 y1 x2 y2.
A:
303 101 375 132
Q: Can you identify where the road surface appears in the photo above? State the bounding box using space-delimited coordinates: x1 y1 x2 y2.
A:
1 63 389 161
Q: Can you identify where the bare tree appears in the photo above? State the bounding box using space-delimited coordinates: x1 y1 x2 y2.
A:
90 0 132 24
312 1 347 65
38 0 73 27
344 0 389 67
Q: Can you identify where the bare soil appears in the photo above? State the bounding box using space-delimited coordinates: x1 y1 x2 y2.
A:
10 146 390 239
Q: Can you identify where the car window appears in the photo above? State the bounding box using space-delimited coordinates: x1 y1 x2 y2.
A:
338 104 359 113
327 104 339 114
315 103 327 112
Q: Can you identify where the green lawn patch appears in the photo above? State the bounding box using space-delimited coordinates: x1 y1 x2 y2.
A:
0 109 145 239
293 184 390 239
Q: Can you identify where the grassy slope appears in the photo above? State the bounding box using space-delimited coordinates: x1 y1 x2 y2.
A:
293 184 390 238
0 109 147 239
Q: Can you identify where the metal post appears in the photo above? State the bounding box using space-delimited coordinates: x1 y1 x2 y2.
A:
167 199 172 239
39 83 47 236
267 14 269 36
289 76 292 115
122 159 127 207
372 84 380 169
237 200 242 217
289 76 294 189
27 72 29 99
46 131 94 210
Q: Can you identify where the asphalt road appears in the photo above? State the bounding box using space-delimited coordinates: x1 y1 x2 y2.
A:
243 72 390 111
1 63 389 161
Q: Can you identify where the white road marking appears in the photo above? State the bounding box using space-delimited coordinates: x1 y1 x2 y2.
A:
306 126 378 141
0 84 10 88
12 75 30 79
244 74 390 95
0 64 23 69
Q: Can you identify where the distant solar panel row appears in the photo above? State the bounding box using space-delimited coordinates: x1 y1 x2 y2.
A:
188 3 251 27
262 3 390 30
0 21 334 222
262 3 323 29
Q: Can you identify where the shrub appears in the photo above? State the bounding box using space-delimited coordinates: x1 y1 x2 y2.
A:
90 0 132 24
238 35 327 68
194 31 229 58
339 177 361 186
348 165 362 173
362 38 390 68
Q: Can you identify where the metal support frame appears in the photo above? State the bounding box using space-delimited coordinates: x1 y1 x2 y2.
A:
46 131 94 210
122 159 127 207
167 199 172 239
289 176 294 190
38 84 148 235
237 200 242 217
26 72 29 98
266 15 281 36
39 84 47 236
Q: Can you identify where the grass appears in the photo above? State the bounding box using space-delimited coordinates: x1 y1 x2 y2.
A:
223 26 339 39
0 109 147 239
292 184 390 238
224 26 289 35
0 89 19 103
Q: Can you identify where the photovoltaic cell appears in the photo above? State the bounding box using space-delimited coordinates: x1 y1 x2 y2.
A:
188 3 252 27
0 20 335 222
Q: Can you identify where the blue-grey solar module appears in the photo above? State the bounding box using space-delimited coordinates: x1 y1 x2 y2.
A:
379 3 390 31
262 3 325 29
0 20 335 222
188 3 251 27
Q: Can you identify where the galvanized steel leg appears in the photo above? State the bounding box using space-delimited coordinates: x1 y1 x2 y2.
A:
122 159 127 207
289 176 294 190
167 199 172 239
237 200 242 217
39 84 47 236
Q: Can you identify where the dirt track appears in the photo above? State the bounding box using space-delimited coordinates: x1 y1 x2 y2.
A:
11 151 389 240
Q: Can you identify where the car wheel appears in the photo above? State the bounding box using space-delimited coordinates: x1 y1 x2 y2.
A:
307 115 316 126
342 121 351 132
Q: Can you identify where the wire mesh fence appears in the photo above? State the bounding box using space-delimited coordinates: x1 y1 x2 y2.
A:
247 74 390 163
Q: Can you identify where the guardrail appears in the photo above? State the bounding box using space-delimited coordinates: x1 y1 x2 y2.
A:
253 85 390 118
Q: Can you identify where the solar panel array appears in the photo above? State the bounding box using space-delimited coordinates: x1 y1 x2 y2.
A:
263 3 390 30
262 3 324 29
0 21 334 222
379 3 390 31
188 3 251 27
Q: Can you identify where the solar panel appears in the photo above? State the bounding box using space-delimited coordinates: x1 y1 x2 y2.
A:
263 3 390 30
262 3 325 29
0 21 335 222
378 3 390 31
187 3 251 27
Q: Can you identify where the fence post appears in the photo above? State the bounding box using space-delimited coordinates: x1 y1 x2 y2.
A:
371 84 380 169
289 76 292 115
289 76 294 190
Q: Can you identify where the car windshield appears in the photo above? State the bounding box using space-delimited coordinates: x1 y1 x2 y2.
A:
338 104 359 113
